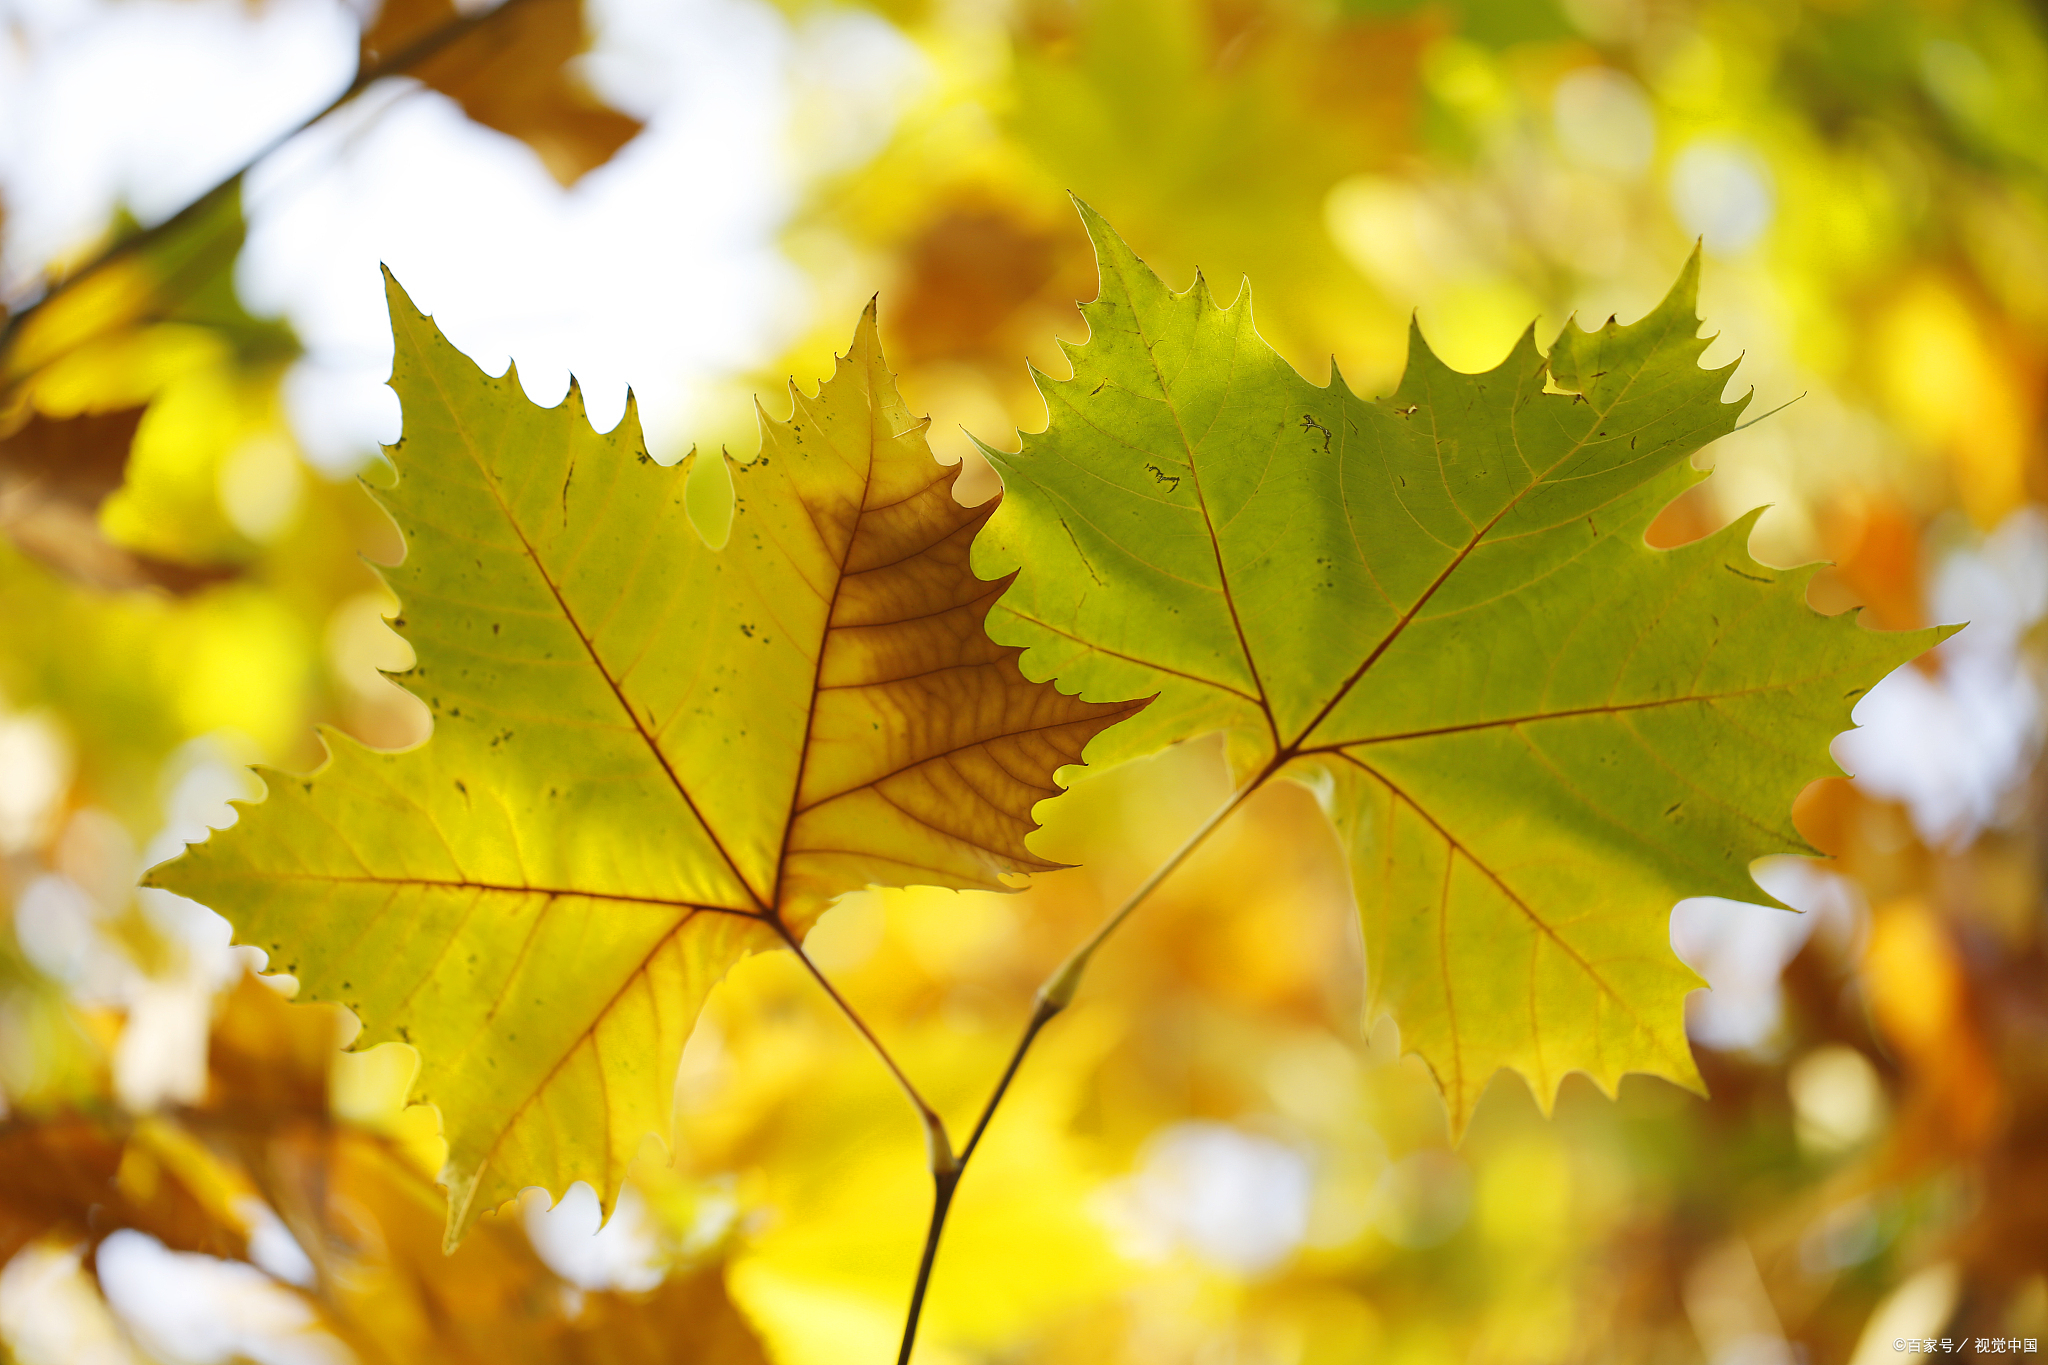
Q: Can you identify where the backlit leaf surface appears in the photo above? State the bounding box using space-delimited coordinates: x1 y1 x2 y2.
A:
151 278 1139 1241
972 206 1942 1128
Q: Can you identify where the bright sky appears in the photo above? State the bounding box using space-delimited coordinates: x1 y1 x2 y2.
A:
0 0 918 469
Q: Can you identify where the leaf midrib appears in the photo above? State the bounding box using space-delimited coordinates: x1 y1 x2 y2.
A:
1093 277 1673 764
404 314 772 916
200 868 738 912
445 903 751 1234
1282 345 1663 755
1105 254 1281 750
1308 685 1813 750
768 367 886 920
1341 751 1693 1087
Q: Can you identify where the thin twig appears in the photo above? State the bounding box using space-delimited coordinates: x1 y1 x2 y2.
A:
0 0 545 362
894 1166 960 1365
958 994 1059 1166
892 765 1273 1362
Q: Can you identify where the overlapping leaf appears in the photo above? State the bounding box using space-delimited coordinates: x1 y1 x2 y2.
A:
150 277 1140 1241
972 205 1942 1127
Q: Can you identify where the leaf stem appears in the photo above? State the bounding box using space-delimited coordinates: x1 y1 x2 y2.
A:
774 920 955 1175
892 764 1272 1362
0 0 544 365
1035 770 1267 1013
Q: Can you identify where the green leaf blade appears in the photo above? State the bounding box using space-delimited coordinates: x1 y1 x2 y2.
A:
974 204 1946 1126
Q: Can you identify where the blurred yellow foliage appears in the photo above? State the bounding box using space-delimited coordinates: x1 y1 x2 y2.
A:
6 0 2048 1361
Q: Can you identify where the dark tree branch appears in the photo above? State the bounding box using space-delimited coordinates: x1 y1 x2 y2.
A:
0 0 545 363
892 764 1274 1362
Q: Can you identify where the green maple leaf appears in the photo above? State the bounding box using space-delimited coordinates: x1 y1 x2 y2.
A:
972 205 1943 1128
149 276 1139 1243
